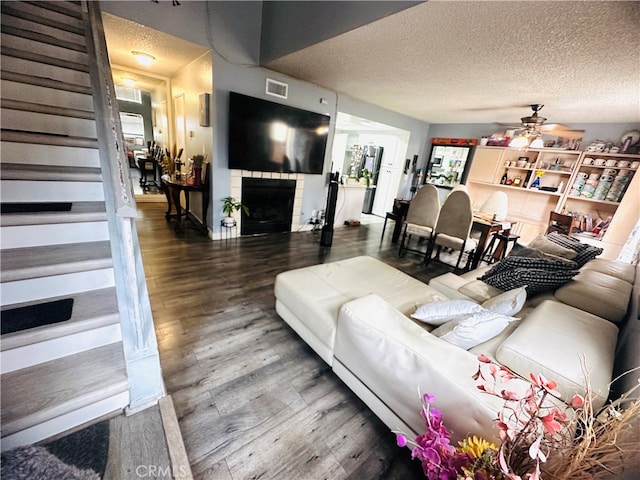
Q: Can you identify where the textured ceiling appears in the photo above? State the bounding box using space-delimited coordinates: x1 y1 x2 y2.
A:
101 2 639 126
102 12 209 92
266 1 640 125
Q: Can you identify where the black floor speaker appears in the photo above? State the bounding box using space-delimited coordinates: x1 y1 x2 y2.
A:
320 176 339 247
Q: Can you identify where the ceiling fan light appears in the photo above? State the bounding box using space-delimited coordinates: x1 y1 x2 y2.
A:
530 136 544 148
132 51 155 66
509 132 529 148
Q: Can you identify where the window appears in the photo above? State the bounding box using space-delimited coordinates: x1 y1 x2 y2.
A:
115 85 142 104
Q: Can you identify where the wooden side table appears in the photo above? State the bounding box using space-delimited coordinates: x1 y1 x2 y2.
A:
161 174 209 234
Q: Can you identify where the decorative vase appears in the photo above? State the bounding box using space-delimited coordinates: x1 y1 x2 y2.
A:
194 167 202 186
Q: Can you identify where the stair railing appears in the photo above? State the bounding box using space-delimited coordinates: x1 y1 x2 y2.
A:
82 1 165 412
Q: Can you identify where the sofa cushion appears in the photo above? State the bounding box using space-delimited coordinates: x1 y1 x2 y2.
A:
527 235 577 260
274 256 447 364
554 269 633 323
431 310 519 349
411 299 483 325
496 300 618 410
580 258 637 284
481 286 527 316
459 280 504 303
335 293 507 442
546 232 604 267
478 256 580 294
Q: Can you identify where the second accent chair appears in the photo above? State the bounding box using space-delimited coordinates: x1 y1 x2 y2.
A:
426 189 478 270
398 184 440 260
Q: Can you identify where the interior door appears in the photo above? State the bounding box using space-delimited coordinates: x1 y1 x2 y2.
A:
174 93 186 159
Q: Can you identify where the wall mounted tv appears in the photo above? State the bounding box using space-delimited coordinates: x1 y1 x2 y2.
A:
228 91 330 175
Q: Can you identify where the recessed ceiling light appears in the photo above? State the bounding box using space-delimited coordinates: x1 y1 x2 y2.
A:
121 77 136 87
132 51 155 66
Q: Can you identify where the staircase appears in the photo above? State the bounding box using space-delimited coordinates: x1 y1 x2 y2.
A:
1 1 163 450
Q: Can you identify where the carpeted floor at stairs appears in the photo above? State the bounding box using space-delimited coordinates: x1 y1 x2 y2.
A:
1 420 109 480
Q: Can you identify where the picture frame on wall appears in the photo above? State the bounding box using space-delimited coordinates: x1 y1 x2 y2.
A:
199 93 210 127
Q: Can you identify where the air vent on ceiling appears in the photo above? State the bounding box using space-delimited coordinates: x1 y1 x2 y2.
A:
266 78 288 99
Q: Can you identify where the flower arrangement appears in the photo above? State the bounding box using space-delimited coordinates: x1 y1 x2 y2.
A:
395 355 640 480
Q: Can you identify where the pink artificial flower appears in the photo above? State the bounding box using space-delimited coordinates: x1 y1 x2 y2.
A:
528 435 547 462
541 412 563 435
497 366 516 381
397 434 407 447
529 373 558 392
571 394 585 408
500 389 520 401
478 353 492 363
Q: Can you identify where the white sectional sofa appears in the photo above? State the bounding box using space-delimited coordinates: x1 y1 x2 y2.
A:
274 253 639 444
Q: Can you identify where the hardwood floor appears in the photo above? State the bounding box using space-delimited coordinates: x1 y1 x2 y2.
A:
135 202 455 480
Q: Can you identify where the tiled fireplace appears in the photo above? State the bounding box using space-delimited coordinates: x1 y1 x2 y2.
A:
229 170 305 236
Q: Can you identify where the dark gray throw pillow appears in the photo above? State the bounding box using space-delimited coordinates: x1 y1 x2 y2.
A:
479 255 580 294
546 232 604 268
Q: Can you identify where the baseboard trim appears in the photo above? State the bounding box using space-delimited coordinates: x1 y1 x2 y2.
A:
158 395 193 480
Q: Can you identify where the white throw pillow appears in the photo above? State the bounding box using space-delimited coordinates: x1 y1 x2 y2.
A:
411 299 483 326
482 286 527 317
431 310 520 350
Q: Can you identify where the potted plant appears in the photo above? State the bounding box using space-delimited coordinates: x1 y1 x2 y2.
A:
221 196 248 226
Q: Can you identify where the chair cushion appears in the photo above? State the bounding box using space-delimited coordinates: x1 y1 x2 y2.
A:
554 269 632 323
435 234 477 252
406 223 434 237
496 300 618 410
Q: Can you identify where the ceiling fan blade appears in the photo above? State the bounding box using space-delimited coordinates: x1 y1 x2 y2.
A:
542 127 585 138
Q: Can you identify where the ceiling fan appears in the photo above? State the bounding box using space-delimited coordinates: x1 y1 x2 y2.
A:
504 104 584 143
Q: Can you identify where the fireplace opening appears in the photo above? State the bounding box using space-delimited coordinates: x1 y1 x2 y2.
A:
241 178 296 235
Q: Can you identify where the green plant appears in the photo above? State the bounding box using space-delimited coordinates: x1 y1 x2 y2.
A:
362 168 371 187
221 196 248 217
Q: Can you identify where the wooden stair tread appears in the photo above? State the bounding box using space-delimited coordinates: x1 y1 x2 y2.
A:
1 287 120 351
1 2 84 36
1 70 92 95
0 241 113 283
0 163 102 181
0 202 107 226
0 342 128 437
0 129 97 148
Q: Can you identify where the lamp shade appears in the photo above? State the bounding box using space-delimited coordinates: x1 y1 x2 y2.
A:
479 191 508 221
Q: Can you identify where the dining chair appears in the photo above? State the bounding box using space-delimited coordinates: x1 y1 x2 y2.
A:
426 189 477 270
546 211 573 236
398 184 440 260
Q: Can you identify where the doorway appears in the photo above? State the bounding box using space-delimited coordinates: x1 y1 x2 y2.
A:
332 112 410 218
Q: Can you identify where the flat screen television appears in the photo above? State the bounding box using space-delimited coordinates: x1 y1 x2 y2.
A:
228 92 330 174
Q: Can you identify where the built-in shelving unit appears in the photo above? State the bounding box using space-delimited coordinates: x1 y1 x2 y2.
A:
466 146 639 247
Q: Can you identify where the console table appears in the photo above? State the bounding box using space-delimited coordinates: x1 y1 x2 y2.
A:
136 155 161 191
161 174 209 234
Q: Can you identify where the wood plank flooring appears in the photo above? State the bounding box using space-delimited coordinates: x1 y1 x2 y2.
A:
135 203 456 480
